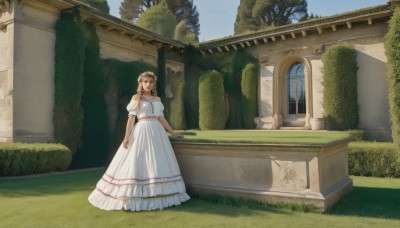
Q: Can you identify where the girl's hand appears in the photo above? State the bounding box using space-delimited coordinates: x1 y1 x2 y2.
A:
123 138 129 149
173 132 184 138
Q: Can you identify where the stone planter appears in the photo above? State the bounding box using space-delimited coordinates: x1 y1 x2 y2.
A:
172 141 352 211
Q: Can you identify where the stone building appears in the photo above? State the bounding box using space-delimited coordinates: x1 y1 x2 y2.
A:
0 0 398 142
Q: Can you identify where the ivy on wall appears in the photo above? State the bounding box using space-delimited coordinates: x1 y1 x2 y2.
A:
385 7 400 148
54 8 86 156
322 43 359 130
102 59 157 158
241 63 259 129
71 22 111 168
191 49 259 129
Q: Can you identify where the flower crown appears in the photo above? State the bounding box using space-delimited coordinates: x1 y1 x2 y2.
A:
138 71 157 82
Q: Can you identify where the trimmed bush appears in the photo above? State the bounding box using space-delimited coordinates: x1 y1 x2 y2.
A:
348 129 366 141
322 43 359 130
199 70 225 130
0 143 72 176
71 22 111 168
54 9 86 155
241 63 258 129
385 7 400 148
165 71 186 130
348 142 400 177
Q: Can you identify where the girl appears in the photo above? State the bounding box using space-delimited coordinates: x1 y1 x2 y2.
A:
88 71 190 211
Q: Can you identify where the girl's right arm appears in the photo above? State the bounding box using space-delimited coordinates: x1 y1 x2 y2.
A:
123 115 136 149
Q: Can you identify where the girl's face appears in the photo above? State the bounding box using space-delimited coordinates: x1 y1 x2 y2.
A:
141 76 155 92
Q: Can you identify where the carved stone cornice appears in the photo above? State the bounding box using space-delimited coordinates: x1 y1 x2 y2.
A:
0 0 12 15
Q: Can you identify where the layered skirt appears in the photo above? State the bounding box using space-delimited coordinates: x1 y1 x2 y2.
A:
88 119 190 211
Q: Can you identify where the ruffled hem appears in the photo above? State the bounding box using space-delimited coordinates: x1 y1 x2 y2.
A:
95 178 187 198
88 190 190 211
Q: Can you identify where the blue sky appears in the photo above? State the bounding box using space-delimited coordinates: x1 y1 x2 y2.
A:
108 0 389 41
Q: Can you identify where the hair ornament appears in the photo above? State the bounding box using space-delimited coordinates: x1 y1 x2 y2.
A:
138 71 157 82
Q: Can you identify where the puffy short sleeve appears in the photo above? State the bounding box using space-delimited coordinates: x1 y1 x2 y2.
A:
127 101 139 116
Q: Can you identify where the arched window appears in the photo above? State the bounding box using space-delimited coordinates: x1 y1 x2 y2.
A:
288 62 306 115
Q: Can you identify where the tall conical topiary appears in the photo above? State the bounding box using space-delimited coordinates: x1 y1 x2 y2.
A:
241 63 258 129
322 43 359 130
199 70 225 130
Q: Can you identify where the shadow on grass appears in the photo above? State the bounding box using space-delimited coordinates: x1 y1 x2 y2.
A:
328 186 400 220
0 169 105 197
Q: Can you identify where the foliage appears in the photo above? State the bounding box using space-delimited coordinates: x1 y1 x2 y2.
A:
241 63 258 129
0 143 71 176
348 142 400 177
199 71 225 130
81 0 110 14
164 71 186 130
348 129 366 142
136 0 176 39
234 0 260 35
175 21 198 43
183 45 202 129
223 50 258 129
235 0 308 34
71 22 111 169
120 0 200 36
157 47 166 100
322 43 359 130
298 12 322 22
54 9 86 155
102 59 157 156
384 7 400 148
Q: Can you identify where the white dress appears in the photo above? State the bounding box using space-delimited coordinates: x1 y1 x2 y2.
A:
88 97 190 211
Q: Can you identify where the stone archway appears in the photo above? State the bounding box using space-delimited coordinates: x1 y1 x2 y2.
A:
272 56 312 129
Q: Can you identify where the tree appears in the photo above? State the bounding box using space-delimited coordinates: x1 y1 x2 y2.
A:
120 0 200 37
175 21 198 43
81 0 110 14
234 0 260 35
235 0 308 34
136 0 176 39
299 12 322 22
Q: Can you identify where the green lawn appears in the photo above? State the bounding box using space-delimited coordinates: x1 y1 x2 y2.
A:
0 169 399 227
171 130 352 145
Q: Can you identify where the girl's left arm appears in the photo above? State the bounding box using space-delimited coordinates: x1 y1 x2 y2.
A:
158 116 183 138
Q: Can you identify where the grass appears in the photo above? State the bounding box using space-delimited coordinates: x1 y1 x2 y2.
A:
170 130 352 145
0 169 399 227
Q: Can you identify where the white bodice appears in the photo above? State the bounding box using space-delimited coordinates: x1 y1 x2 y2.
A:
126 98 164 118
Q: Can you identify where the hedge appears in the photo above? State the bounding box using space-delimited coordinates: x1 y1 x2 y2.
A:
199 70 225 130
71 22 111 169
54 9 86 155
322 43 359 130
164 71 186 130
348 142 400 178
385 7 400 148
241 63 259 129
0 143 72 176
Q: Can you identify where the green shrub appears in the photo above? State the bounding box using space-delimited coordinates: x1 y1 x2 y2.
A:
384 7 400 148
322 43 359 130
71 22 111 169
165 71 186 130
348 129 366 142
241 63 259 129
54 9 86 155
0 143 72 176
199 70 225 130
348 142 400 177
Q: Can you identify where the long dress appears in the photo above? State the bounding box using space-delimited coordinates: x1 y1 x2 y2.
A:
88 97 190 211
